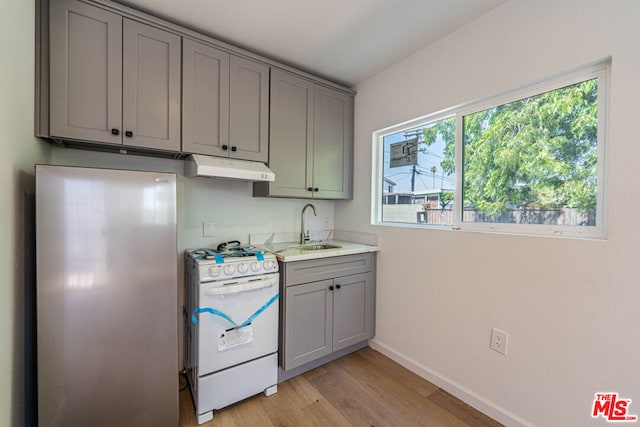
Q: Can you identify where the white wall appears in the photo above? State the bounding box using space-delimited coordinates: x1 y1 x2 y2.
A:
336 0 640 425
51 148 334 249
1 2 52 426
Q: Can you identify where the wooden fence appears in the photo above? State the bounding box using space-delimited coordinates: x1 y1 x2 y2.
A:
417 207 595 226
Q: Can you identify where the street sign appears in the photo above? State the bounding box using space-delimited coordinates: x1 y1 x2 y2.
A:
390 138 418 168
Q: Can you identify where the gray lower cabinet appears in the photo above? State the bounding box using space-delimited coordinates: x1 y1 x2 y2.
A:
284 279 333 368
48 0 181 151
182 39 269 162
282 253 375 372
254 69 353 200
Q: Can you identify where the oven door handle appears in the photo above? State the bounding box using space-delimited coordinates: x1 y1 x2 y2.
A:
204 277 277 296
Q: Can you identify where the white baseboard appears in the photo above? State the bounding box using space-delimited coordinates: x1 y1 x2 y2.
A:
369 339 535 427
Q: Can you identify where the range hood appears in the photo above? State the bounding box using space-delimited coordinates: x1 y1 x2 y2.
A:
185 154 275 182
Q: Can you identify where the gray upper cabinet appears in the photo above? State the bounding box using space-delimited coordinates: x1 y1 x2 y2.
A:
264 70 314 197
122 19 181 151
49 0 122 144
229 56 269 162
39 0 353 161
182 39 230 157
254 69 353 199
48 0 181 152
182 39 269 162
313 86 353 199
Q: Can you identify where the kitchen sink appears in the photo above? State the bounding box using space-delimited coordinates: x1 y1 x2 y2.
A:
298 243 342 251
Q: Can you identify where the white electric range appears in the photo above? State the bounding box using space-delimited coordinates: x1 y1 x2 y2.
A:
184 243 279 424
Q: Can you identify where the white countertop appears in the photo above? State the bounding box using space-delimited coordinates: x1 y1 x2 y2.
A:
256 240 379 262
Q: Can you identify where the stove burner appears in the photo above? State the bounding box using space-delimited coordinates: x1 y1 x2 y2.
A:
190 245 261 260
216 240 241 252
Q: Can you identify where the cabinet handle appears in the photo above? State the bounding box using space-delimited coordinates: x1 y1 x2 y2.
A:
222 145 228 150
336 284 341 289
231 146 237 152
329 285 334 291
125 131 133 137
111 128 120 135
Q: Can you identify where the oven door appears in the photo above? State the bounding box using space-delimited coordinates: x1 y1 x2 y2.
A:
196 273 279 375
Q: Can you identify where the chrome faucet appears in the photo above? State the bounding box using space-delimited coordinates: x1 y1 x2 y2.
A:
300 203 317 244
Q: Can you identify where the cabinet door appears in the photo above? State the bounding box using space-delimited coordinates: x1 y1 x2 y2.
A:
313 86 353 199
284 279 333 370
229 56 269 162
49 0 122 144
122 19 181 151
182 39 230 157
268 69 314 197
333 272 374 351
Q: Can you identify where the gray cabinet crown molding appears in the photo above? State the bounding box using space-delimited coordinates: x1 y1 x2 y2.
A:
76 0 355 95
35 0 355 144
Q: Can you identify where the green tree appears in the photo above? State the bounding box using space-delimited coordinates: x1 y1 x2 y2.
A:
439 190 454 210
422 79 598 216
422 116 455 176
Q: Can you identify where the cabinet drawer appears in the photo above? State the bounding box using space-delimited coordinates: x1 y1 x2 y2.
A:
283 253 373 286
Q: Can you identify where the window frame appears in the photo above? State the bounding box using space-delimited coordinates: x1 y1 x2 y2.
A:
372 61 609 239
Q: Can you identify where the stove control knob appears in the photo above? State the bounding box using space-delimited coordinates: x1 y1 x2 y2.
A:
237 263 248 274
263 260 275 271
209 266 221 277
223 264 235 276
250 261 261 273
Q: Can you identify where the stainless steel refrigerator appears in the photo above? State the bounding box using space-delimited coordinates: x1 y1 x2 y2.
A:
36 165 178 427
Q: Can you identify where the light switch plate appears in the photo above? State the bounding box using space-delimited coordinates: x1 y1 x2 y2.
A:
203 221 215 238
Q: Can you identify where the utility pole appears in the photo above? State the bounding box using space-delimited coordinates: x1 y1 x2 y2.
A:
404 129 422 194
411 165 417 192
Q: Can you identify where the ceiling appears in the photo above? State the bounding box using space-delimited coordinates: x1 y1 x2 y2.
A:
114 0 506 87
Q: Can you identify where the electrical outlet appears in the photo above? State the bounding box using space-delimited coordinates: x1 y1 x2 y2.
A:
202 221 215 238
322 217 332 230
490 328 508 355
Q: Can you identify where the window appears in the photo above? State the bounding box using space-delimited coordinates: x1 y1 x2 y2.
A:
373 62 608 239
380 116 456 225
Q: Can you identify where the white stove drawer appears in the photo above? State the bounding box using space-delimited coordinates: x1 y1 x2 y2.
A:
196 353 277 414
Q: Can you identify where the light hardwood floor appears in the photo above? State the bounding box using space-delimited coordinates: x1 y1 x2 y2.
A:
179 347 503 426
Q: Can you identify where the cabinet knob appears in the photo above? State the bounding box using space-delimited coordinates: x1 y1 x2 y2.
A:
111 128 120 135
329 285 334 291
231 146 237 152
314 188 319 192
307 187 313 192
125 131 133 137
222 145 228 150
336 284 341 289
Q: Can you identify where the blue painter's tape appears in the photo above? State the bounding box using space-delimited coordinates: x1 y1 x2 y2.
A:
255 252 264 261
214 253 224 264
192 307 238 327
240 293 279 328
192 293 279 329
